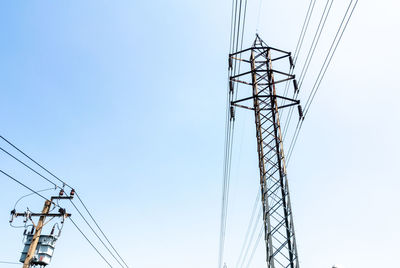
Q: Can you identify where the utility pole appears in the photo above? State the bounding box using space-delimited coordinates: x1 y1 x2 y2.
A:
23 199 52 268
11 191 73 268
229 35 301 268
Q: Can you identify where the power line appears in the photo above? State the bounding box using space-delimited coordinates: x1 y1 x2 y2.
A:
1 165 119 267
0 136 129 268
303 0 358 115
298 0 334 88
235 191 260 268
286 0 359 164
75 193 129 268
0 169 49 202
0 145 126 266
0 169 116 267
0 135 72 189
228 0 236 54
279 0 316 122
0 261 20 265
244 225 263 268
69 218 113 268
13 187 54 210
239 207 262 268
255 0 263 32
219 0 249 266
293 0 317 66
230 0 240 54
68 198 126 268
0 146 59 189
219 119 235 268
282 0 334 141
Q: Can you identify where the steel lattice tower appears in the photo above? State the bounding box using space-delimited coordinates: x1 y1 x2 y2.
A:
229 35 301 268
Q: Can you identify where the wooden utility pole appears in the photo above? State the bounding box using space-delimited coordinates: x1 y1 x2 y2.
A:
22 199 52 268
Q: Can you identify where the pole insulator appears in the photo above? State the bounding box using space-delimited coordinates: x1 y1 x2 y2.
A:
50 226 55 235
229 79 234 93
293 79 299 93
9 209 16 223
289 54 294 69
297 105 304 120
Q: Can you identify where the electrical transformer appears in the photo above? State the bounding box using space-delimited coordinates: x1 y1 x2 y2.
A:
20 234 58 266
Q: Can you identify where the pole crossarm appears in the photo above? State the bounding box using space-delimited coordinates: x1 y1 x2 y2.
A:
229 34 300 268
15 213 72 217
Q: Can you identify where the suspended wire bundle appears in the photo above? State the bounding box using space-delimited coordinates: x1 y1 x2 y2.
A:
0 135 129 268
286 0 359 164
282 0 334 142
235 191 260 268
218 0 249 267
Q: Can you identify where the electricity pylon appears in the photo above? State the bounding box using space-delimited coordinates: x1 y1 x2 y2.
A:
229 35 301 268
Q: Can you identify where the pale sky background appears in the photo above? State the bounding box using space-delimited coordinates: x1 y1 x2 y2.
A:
0 1 399 268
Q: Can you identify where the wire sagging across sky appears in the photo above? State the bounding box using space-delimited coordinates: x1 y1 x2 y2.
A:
0 135 130 268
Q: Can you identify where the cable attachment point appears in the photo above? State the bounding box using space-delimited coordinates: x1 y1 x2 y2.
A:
24 210 32 223
230 105 235 121
289 53 294 69
293 79 299 93
58 208 67 223
297 105 304 120
58 208 66 215
228 55 233 69
229 78 234 94
59 183 67 196
50 225 55 235
9 209 16 223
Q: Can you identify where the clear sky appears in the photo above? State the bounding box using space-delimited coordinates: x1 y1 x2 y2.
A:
0 1 399 268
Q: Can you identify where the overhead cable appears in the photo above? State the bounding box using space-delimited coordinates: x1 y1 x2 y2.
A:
280 0 316 119
0 169 49 201
0 169 116 267
0 261 20 265
219 0 248 266
282 0 334 140
239 207 262 268
286 0 359 164
235 191 260 268
0 136 129 268
70 217 113 268
298 0 334 88
0 135 72 189
244 225 264 268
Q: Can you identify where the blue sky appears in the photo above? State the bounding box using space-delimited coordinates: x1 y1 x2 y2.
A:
1 1 399 268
